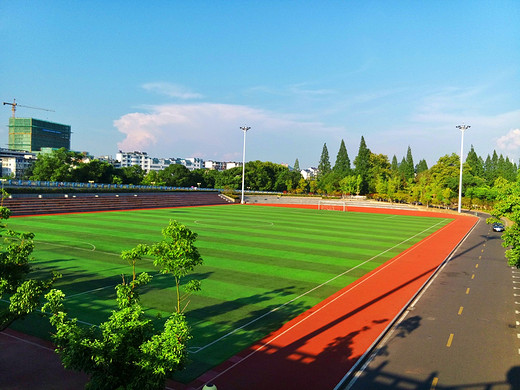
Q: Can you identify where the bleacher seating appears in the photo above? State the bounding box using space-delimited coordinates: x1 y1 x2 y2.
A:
2 192 233 216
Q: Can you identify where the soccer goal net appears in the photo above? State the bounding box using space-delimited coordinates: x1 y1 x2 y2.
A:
317 200 347 212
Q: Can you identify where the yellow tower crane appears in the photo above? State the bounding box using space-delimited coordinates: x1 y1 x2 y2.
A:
2 99 55 118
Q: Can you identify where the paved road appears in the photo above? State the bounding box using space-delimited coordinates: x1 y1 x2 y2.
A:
341 216 520 390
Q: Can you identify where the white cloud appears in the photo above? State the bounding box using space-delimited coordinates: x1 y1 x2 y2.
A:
497 129 520 151
114 103 341 164
142 82 203 99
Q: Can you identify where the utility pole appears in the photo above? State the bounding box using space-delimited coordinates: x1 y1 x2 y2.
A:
456 123 470 213
240 126 251 204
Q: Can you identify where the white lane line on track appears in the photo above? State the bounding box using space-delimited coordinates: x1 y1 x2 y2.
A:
1 331 55 352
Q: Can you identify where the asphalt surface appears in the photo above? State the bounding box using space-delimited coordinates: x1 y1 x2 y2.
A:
341 215 520 390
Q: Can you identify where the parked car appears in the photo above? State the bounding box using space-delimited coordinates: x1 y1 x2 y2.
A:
493 223 505 232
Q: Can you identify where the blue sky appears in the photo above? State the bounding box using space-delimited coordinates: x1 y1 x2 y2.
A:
1 1 519 169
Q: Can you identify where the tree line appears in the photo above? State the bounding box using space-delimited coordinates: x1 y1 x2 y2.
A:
25 140 518 209
313 136 517 209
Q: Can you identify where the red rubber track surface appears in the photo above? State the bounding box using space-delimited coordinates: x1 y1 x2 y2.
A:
176 205 477 390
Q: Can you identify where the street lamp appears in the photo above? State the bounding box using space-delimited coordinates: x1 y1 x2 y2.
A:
456 123 470 213
240 126 251 204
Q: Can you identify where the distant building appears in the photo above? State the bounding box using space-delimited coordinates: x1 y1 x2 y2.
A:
205 160 242 171
115 151 203 173
179 157 204 171
0 148 36 178
116 151 153 171
116 151 242 173
8 118 71 152
300 167 318 180
224 161 243 170
97 155 121 168
204 160 226 171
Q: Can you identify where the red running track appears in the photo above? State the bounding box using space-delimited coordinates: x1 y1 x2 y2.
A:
175 205 477 390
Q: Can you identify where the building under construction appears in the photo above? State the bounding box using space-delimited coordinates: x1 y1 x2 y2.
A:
8 117 71 152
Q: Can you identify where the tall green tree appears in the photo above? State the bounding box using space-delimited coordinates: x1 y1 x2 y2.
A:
353 136 371 194
293 158 300 172
391 155 399 174
466 145 483 178
415 159 428 175
333 139 351 176
318 143 331 177
147 220 203 314
405 146 415 180
398 157 408 179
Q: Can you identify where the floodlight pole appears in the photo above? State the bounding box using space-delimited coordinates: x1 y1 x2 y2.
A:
240 126 251 204
456 123 470 213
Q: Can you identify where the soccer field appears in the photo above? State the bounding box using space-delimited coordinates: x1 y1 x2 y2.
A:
7 204 452 382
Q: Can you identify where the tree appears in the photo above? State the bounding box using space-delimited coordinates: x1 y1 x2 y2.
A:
142 170 166 186
391 155 399 174
353 136 371 194
339 175 360 196
466 145 483 178
405 146 415 180
147 220 203 314
317 172 342 194
415 159 428 175
43 220 201 389
158 164 191 187
215 166 242 190
0 197 59 331
117 165 146 185
27 148 83 181
318 143 331 177
333 139 351 176
73 160 116 184
489 179 520 267
368 153 391 194
293 158 300 172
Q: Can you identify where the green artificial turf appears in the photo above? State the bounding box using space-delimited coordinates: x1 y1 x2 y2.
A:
7 204 453 382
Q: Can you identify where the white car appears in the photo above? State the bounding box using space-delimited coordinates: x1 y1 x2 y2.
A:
493 223 505 232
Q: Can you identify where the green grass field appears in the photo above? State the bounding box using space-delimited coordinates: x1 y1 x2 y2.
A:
6 205 452 382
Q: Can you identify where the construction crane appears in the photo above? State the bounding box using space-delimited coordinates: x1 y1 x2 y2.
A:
2 99 55 118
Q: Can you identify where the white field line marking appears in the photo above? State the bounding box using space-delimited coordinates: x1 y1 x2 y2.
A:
200 218 452 385
34 239 125 257
0 299 98 328
190 218 449 353
35 239 97 252
67 285 116 298
64 271 164 300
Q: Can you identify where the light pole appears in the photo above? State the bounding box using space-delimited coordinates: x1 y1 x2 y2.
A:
456 123 470 213
240 126 251 204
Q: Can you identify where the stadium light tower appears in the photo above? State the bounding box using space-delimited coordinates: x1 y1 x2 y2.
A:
240 126 251 204
456 123 470 213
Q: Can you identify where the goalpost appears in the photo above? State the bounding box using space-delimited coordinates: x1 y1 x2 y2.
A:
317 199 347 212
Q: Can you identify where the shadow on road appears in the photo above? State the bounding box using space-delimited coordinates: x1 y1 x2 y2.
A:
348 361 520 389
